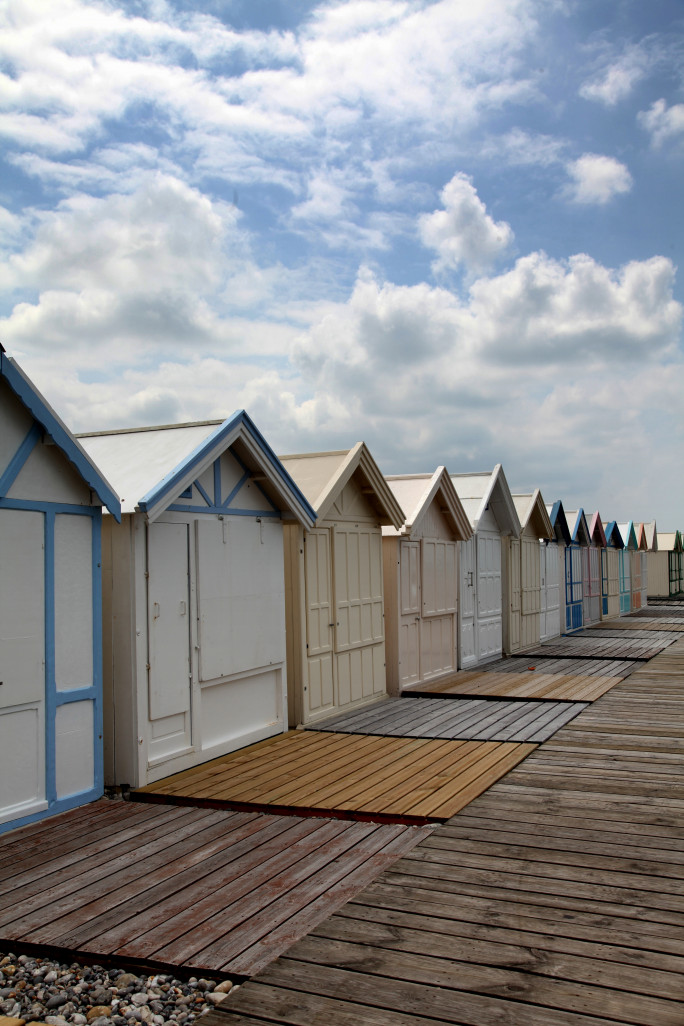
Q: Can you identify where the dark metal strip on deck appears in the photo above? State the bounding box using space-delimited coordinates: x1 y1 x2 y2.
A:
306 696 588 744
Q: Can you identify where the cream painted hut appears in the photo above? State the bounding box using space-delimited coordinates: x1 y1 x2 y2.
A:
382 469 472 694
649 530 683 598
505 492 553 655
542 501 571 642
79 412 315 788
450 466 521 669
280 443 404 727
617 522 638 614
584 512 607 625
1 351 120 835
602 521 624 619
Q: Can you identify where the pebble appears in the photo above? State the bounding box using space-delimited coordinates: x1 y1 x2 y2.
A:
0 953 239 1026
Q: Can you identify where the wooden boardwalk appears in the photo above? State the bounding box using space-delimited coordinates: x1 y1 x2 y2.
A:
135 731 536 823
407 668 625 702
0 801 432 976
524 631 676 660
215 635 684 1025
308 696 587 743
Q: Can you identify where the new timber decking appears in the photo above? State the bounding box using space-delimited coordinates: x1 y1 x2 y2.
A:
215 634 684 1026
307 696 587 743
134 732 536 823
0 801 432 976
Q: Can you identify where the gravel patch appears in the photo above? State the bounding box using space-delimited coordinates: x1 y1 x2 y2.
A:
0 952 236 1025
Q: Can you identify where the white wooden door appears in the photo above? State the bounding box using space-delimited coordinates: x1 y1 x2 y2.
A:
508 537 521 652
399 540 421 688
631 550 642 610
520 536 540 649
540 541 560 641
459 536 477 668
333 525 386 708
583 546 601 625
304 528 335 718
477 531 502 662
0 509 46 825
420 539 457 679
147 521 192 763
640 551 648 608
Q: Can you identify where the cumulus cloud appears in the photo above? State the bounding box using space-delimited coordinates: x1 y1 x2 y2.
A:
638 99 684 147
419 174 514 275
564 154 633 204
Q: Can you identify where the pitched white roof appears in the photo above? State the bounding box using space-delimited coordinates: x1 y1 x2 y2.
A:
450 465 520 536
383 468 472 540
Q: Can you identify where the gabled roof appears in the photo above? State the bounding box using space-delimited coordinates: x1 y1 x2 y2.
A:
450 465 520 537
658 531 683 553
383 468 472 540
618 521 639 551
603 521 624 548
587 511 607 547
1 349 121 521
546 501 572 546
565 509 592 547
634 523 649 551
79 411 316 527
511 490 554 540
279 442 404 529
643 520 658 551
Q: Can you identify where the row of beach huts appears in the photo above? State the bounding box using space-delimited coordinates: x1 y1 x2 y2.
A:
2 348 683 835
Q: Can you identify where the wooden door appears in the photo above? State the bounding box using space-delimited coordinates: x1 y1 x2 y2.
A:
477 531 502 662
333 525 386 709
583 546 601 624
631 550 642 610
459 536 477 668
398 540 421 688
540 541 560 641
420 539 457 679
147 521 192 763
304 528 335 719
565 545 583 630
520 536 540 649
640 552 648 608
0 509 46 826
619 549 631 613
508 536 521 652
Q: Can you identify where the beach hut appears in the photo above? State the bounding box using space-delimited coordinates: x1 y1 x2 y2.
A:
382 469 472 694
633 523 649 610
618 522 639 614
450 466 520 668
280 444 404 726
565 510 591 632
1 351 120 835
541 501 570 642
505 492 554 654
602 522 624 619
650 531 683 598
581 511 606 626
79 413 315 788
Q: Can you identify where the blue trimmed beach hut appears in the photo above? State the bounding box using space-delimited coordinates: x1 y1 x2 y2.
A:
1 350 120 835
79 413 315 788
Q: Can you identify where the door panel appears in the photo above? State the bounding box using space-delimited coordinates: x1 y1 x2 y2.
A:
508 537 521 652
304 529 334 716
420 614 455 679
399 541 421 688
477 532 502 661
333 525 386 708
147 521 192 756
459 536 476 668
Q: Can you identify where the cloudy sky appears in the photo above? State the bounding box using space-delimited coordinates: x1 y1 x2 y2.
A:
1 0 683 526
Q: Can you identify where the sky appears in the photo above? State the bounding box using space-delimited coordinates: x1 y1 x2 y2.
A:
1 0 683 527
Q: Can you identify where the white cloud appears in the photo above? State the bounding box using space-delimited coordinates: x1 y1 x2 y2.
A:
419 174 513 276
482 128 567 168
564 154 633 205
638 99 684 148
579 47 648 106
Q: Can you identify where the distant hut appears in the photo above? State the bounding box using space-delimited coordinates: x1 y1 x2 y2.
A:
617 522 639 614
565 510 591 632
506 491 554 654
450 466 520 668
582 511 606 626
602 521 624 619
382 469 472 694
542 501 571 642
649 531 683 598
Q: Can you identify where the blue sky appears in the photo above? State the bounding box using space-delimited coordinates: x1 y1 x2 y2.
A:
1 0 683 526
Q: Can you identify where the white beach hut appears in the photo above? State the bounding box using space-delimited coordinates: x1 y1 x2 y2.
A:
79 412 315 788
450 466 521 668
506 491 554 655
1 351 120 835
280 444 405 726
381 468 472 694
